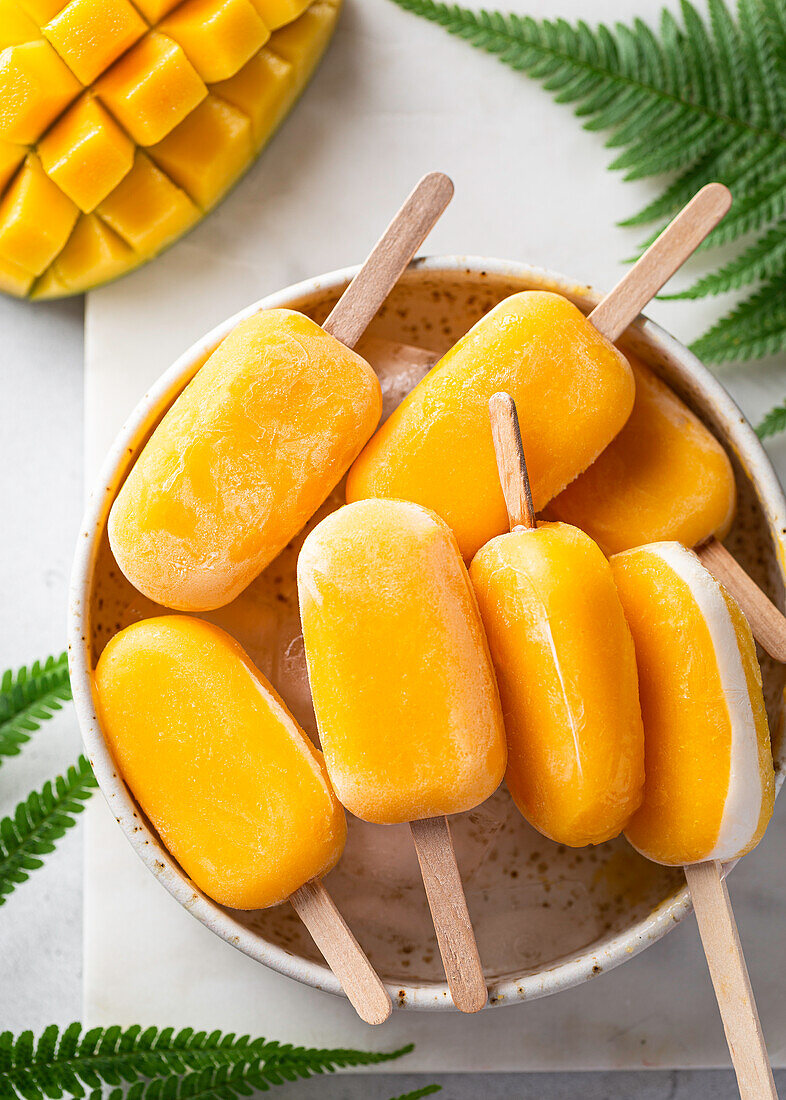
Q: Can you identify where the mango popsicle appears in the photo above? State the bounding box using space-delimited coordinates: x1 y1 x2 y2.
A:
94 615 391 1024
298 497 507 1011
108 171 454 613
470 393 644 847
109 308 382 612
547 352 737 554
471 521 645 847
610 543 774 866
347 290 635 560
610 543 777 1097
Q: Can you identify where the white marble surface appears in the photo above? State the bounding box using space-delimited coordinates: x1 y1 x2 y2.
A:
2 0 786 1094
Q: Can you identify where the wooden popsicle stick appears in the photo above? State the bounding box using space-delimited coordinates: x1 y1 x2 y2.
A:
489 391 536 531
323 172 454 350
409 816 487 1013
684 862 778 1099
697 538 786 663
588 182 732 343
289 878 392 1026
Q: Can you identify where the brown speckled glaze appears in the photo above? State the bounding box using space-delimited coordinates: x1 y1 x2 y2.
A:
72 260 786 1009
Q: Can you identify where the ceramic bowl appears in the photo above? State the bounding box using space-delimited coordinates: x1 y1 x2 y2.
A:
68 257 786 1011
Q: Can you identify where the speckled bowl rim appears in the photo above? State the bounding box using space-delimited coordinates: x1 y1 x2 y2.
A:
68 255 786 1012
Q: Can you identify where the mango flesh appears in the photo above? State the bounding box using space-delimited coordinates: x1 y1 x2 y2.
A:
611 543 774 866
548 353 737 554
298 498 507 825
347 291 636 561
109 308 382 612
0 0 341 297
94 616 346 910
470 521 645 847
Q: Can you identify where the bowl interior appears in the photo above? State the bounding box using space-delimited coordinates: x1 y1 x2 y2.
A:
82 263 786 1004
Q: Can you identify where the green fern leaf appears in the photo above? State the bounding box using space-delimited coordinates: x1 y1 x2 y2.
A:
0 757 96 905
0 653 71 764
757 398 786 437
389 0 786 366
0 1026 413 1100
690 277 786 360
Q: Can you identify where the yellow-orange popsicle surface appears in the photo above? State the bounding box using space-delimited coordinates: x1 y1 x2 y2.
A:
94 616 346 908
549 353 736 554
611 543 774 866
298 498 507 824
346 291 635 560
470 521 645 846
109 308 382 612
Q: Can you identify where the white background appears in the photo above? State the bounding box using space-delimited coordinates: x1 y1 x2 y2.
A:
3 0 786 1094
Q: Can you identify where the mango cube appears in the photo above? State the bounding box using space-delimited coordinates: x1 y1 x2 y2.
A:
211 47 295 147
149 95 252 209
250 0 310 29
0 153 77 273
36 211 134 294
44 0 146 85
0 1 40 49
160 0 269 83
269 0 338 78
97 150 198 255
0 39 80 143
96 33 206 146
39 94 134 211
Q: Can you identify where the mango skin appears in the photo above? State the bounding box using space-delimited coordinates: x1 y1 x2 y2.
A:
470 521 645 847
0 0 342 298
94 616 346 910
109 308 382 612
347 291 635 561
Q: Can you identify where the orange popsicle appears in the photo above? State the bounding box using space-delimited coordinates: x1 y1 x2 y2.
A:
298 496 506 1012
610 543 774 866
298 498 506 824
95 615 346 908
346 290 635 560
470 521 645 846
94 614 392 1024
109 308 382 612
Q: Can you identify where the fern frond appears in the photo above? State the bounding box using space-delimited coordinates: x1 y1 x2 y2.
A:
667 218 786 296
756 398 786 438
0 756 96 905
390 0 786 366
690 277 786 360
0 653 71 763
0 1026 413 1100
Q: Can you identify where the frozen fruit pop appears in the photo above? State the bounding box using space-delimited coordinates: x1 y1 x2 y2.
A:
108 171 453 612
94 615 391 1024
470 394 644 846
109 308 382 612
298 499 506 824
347 289 635 560
298 498 507 1012
610 544 777 1098
347 184 732 563
610 543 774 867
548 352 737 555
